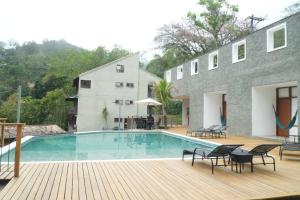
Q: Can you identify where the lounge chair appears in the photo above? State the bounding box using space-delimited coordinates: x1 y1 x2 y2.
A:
234 144 281 171
187 125 219 137
182 144 243 174
279 135 300 160
211 125 228 138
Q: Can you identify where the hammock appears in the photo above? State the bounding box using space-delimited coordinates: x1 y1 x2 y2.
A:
272 105 298 130
220 107 226 126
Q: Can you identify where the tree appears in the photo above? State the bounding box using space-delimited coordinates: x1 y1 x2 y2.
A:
154 0 252 60
154 80 173 128
146 49 187 77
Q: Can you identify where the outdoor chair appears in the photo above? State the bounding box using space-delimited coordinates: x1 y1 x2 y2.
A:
232 144 281 171
187 125 219 137
280 135 300 160
182 144 243 174
211 126 228 138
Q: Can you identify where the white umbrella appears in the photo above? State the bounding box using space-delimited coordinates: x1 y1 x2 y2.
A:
135 98 162 106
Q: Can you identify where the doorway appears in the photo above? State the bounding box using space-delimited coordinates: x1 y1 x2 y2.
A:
276 87 298 136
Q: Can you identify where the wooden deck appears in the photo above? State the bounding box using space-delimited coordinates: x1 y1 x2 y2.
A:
0 130 300 199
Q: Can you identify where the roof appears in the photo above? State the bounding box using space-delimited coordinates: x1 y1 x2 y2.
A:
77 52 139 78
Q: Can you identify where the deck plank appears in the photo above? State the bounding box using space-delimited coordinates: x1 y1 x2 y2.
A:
64 163 73 200
86 162 102 200
72 162 79 200
56 163 69 200
91 162 110 200
41 163 59 200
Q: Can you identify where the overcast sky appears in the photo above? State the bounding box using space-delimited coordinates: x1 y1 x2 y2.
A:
0 0 298 54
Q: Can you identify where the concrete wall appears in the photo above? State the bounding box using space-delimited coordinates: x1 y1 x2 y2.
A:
165 13 300 136
182 98 190 127
77 54 160 131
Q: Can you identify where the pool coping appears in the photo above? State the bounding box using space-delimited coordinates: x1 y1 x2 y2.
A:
4 130 222 164
0 136 34 157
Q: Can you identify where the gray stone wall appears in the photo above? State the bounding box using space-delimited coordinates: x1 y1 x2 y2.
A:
166 13 300 136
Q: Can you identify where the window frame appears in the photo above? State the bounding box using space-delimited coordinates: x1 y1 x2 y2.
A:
177 65 183 80
191 59 199 76
232 39 246 63
208 51 219 70
267 22 287 53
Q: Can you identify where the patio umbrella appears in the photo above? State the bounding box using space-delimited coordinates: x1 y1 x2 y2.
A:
135 98 162 106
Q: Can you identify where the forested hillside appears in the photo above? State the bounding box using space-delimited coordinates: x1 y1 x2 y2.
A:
0 40 129 128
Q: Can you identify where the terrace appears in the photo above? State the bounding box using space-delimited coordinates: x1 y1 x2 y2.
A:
0 128 299 200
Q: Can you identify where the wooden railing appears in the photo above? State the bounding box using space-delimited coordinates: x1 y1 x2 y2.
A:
0 120 25 177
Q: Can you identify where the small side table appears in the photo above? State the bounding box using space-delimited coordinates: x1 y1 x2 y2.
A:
230 151 253 173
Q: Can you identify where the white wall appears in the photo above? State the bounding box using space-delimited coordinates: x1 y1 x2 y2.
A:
203 93 222 128
252 87 276 137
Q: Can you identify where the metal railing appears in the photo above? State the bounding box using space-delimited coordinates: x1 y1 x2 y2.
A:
0 118 24 178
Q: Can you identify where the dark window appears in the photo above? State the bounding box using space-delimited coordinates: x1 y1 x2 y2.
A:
238 44 245 60
115 82 124 87
114 118 123 122
213 55 218 68
194 62 198 73
273 28 285 49
126 83 134 88
116 64 124 73
81 80 91 88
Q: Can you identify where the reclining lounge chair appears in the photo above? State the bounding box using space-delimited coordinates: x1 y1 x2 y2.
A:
279 135 300 160
182 144 243 174
234 144 281 171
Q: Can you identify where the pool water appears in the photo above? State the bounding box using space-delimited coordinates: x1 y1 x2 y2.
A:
2 132 215 162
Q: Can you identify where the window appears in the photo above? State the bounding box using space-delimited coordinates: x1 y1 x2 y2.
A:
115 82 124 87
232 39 246 63
80 80 91 88
126 83 134 88
114 118 123 122
267 23 287 52
191 59 198 75
177 65 183 80
116 64 124 72
208 51 218 70
125 100 133 105
166 70 171 82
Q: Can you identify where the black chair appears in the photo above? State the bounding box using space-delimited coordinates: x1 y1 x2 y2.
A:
182 144 243 174
242 144 281 171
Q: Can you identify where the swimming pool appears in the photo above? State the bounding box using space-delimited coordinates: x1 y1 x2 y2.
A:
2 131 216 162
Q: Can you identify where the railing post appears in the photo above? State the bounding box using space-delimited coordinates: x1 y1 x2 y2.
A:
14 124 23 177
0 118 7 147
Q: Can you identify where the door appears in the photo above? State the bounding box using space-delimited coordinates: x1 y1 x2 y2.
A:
277 98 291 137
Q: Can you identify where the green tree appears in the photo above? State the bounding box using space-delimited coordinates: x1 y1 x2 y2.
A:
154 80 173 129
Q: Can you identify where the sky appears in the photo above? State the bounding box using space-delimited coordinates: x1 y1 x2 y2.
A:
0 0 299 56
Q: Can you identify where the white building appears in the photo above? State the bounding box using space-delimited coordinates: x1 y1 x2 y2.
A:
68 53 160 132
